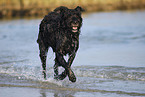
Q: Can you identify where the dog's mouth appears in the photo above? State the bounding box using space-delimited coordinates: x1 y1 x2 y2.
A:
72 26 78 32
71 23 79 33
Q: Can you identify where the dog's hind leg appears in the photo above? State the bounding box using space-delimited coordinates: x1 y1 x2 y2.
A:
54 59 59 77
40 49 48 79
38 40 48 79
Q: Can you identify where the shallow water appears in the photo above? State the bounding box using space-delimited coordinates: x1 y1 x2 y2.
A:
0 10 145 96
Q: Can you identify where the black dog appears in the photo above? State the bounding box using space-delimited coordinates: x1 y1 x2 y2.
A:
37 6 84 82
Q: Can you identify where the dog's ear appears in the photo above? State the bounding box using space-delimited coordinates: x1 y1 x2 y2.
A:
54 6 68 13
75 6 85 12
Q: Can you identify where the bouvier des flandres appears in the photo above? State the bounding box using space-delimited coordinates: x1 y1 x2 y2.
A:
37 6 84 82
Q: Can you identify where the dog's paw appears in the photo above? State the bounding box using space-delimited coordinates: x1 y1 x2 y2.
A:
42 70 47 80
54 71 67 80
68 69 76 83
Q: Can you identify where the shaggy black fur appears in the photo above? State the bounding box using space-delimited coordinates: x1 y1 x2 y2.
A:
37 6 84 82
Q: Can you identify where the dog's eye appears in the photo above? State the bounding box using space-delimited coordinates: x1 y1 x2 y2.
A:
73 14 80 18
77 13 81 16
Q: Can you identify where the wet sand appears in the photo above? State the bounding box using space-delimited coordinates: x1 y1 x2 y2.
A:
1 86 138 97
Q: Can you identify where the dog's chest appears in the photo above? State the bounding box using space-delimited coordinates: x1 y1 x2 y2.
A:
61 36 77 55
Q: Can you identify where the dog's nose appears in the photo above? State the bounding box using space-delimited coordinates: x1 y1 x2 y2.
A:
74 21 77 24
72 17 78 22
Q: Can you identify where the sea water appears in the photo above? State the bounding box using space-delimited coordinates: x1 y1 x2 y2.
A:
0 10 145 96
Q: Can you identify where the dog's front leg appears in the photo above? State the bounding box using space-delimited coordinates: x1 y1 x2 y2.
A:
55 53 76 82
68 53 76 66
55 53 76 80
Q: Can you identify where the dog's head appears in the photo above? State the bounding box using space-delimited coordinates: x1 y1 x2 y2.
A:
54 6 84 33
